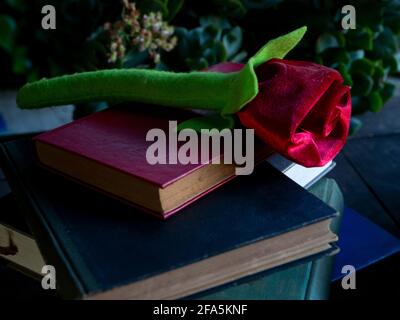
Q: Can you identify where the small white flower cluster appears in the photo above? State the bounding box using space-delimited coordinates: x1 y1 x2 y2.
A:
105 1 177 64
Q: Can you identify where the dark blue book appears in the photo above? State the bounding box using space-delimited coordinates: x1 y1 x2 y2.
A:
0 114 6 133
0 139 338 299
332 207 400 281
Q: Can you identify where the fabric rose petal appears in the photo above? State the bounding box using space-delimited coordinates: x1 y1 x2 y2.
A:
207 59 352 167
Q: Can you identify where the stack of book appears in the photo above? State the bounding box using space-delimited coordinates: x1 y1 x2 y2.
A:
0 103 340 299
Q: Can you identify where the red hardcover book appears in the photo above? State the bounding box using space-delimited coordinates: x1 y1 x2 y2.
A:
34 104 272 218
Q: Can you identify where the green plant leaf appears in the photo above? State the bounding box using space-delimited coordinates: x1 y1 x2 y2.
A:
223 26 242 58
27 68 40 83
351 72 374 97
383 54 400 73
186 57 208 70
201 24 221 46
334 31 346 47
380 82 396 103
5 0 27 11
346 28 373 51
0 15 16 53
137 0 169 17
356 0 383 26
12 46 30 74
395 53 400 72
155 60 169 71
123 50 149 68
349 50 365 62
243 0 283 9
319 48 350 67
383 0 400 34
351 96 369 115
215 42 228 62
200 16 230 29
368 91 384 112
372 63 385 79
166 0 184 21
371 27 397 60
175 28 190 57
349 117 362 135
316 33 339 54
338 63 353 86
351 58 375 76
204 46 217 65
210 0 247 17
231 51 247 62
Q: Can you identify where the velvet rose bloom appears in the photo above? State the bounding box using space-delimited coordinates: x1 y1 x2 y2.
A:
208 59 352 167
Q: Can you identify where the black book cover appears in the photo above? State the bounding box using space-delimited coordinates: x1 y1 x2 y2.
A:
0 139 337 299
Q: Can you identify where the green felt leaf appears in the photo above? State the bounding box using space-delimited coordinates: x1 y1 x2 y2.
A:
249 26 307 68
177 114 235 132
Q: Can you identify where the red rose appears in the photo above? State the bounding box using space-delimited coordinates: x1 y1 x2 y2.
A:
207 59 352 167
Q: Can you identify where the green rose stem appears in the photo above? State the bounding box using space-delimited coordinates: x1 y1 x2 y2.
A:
17 27 307 130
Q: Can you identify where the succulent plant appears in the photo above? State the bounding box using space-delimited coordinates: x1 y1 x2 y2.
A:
1 0 399 133
164 16 246 71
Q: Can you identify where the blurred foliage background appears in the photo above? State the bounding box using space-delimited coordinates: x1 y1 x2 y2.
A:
1 0 399 132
